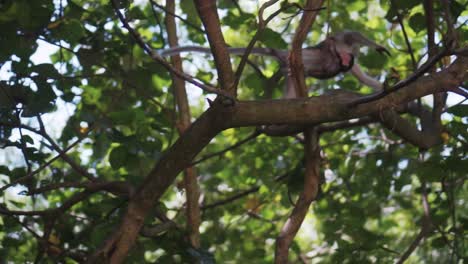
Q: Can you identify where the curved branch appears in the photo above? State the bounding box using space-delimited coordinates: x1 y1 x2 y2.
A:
194 0 235 94
275 128 320 263
288 0 325 97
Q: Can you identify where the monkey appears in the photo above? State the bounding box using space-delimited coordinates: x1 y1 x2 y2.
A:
159 31 389 98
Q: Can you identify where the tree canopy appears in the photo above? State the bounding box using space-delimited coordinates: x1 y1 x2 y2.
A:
0 0 467 263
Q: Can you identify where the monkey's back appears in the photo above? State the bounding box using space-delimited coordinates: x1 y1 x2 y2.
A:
303 40 353 79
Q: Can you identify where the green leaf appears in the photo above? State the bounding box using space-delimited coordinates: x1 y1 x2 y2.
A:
0 0 53 30
409 13 426 33
22 81 56 116
180 1 201 27
222 12 254 30
81 85 102 105
109 145 129 169
447 104 468 117
360 51 388 69
0 1 22 24
0 165 10 176
54 19 86 45
431 236 446 248
21 135 34 144
449 0 465 20
65 1 86 20
32 63 59 79
244 73 263 92
9 200 25 208
259 28 287 49
419 162 444 182
394 0 420 10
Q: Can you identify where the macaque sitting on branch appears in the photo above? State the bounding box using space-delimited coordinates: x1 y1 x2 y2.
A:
159 31 390 98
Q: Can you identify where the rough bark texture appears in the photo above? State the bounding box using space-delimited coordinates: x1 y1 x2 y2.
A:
423 0 446 138
276 1 325 262
165 0 201 249
275 128 321 264
288 0 325 97
230 57 467 127
194 0 235 94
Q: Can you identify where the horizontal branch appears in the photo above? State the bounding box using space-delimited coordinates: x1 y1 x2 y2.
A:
228 56 467 127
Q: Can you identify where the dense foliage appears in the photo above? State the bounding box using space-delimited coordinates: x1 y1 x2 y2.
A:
0 0 467 263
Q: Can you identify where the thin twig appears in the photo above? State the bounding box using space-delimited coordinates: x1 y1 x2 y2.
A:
233 2 297 92
36 115 95 181
201 186 259 210
16 111 32 174
391 0 417 69
110 0 233 100
191 129 261 166
0 129 91 193
349 46 449 106
395 228 427 264
202 173 288 210
150 0 205 34
396 180 433 264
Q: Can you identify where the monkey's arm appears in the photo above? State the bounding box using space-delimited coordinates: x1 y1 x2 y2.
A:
350 63 382 91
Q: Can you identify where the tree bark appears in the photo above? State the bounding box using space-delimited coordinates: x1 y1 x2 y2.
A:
165 0 201 249
275 128 321 263
276 1 324 262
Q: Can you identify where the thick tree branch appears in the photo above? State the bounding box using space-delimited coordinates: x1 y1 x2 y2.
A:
275 128 320 263
231 56 467 126
289 0 325 97
165 0 201 249
194 0 235 94
377 110 441 149
276 1 324 262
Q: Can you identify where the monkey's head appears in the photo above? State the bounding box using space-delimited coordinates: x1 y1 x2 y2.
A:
334 31 390 57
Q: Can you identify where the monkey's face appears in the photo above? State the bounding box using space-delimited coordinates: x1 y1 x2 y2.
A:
338 52 353 67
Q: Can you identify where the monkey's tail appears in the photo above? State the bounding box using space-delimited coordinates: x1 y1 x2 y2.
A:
227 47 284 58
159 46 285 60
159 45 212 57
